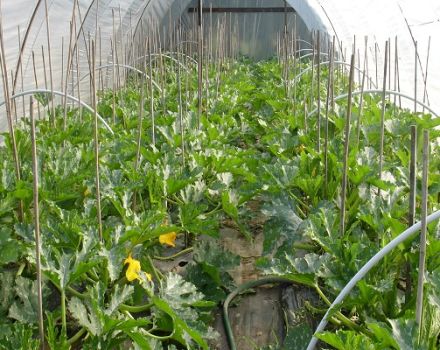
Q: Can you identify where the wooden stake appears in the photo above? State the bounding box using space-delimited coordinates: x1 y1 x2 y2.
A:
91 41 103 241
197 0 203 128
414 41 417 113
406 125 417 303
415 130 429 334
422 37 431 113
44 0 55 125
148 36 155 145
378 41 388 196
356 36 368 145
340 53 355 236
30 96 45 350
316 31 321 152
324 37 335 199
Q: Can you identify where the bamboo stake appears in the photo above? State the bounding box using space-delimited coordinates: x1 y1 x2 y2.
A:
406 125 417 303
414 41 417 113
415 130 429 334
91 41 102 241
17 26 25 118
378 41 389 196
324 37 334 199
32 51 42 119
75 43 82 117
44 0 55 125
148 36 155 145
0 10 23 221
30 96 45 350
356 36 368 146
309 31 315 112
374 42 378 88
197 0 203 128
316 31 321 152
177 30 185 167
339 53 355 236
111 37 116 124
292 16 297 118
11 70 17 122
395 37 402 108
422 37 431 114
283 0 288 95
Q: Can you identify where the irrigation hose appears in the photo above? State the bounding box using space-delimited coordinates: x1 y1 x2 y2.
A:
222 276 297 350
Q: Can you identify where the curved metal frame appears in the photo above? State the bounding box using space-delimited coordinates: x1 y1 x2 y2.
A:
153 51 198 65
134 53 194 72
307 89 439 118
292 60 377 89
306 210 440 350
0 89 114 134
76 63 162 92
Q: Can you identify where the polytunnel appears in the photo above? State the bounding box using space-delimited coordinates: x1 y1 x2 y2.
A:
0 1 439 349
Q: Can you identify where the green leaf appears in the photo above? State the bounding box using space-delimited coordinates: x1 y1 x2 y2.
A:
152 296 209 350
388 318 418 350
69 296 102 336
315 330 377 350
8 276 41 324
100 245 126 282
221 190 239 220
282 324 313 350
105 285 134 315
160 273 205 309
0 227 20 264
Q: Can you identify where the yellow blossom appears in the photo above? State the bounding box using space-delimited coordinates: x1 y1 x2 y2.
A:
159 232 177 247
124 254 142 282
144 272 152 282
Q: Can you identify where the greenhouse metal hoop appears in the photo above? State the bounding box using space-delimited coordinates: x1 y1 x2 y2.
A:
306 209 440 350
154 51 198 65
307 89 439 118
76 63 162 92
134 53 194 72
176 40 198 47
292 60 377 88
0 89 114 134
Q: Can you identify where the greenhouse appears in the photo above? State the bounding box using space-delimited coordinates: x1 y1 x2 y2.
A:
0 0 439 349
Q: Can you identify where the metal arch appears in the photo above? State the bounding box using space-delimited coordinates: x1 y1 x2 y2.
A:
134 53 194 72
307 89 439 118
177 40 198 47
76 63 162 92
155 51 198 65
292 60 377 89
0 89 114 134
297 51 329 59
306 210 440 350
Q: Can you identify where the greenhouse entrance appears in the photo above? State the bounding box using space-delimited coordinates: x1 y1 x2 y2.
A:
0 1 439 350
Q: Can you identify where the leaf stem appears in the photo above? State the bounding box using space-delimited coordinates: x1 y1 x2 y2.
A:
314 284 373 336
119 302 153 313
67 327 86 345
61 288 67 337
153 247 194 261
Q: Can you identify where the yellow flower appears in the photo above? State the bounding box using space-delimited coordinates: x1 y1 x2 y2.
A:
124 254 142 282
159 232 177 247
